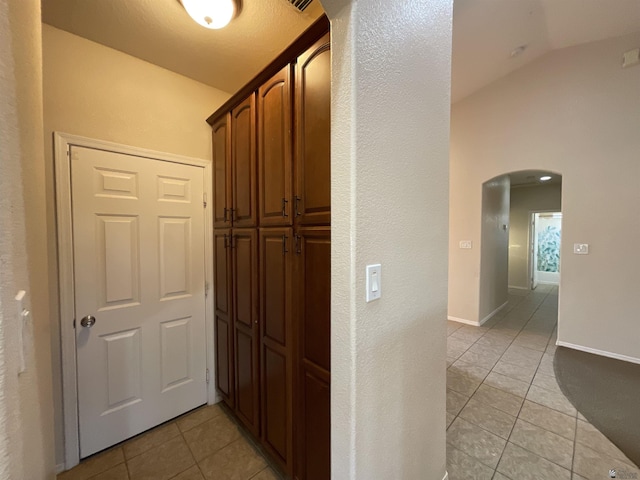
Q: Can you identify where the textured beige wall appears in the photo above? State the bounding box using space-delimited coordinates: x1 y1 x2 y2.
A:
450 32 640 359
323 0 451 477
508 184 562 289
479 176 510 321
0 0 55 477
42 24 230 466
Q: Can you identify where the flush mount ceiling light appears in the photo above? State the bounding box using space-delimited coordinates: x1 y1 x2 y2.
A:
180 0 238 29
540 175 552 181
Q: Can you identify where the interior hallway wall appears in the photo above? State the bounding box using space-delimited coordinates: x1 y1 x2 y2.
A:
0 0 55 477
449 31 640 360
323 0 451 477
509 184 562 289
479 176 510 321
42 24 231 467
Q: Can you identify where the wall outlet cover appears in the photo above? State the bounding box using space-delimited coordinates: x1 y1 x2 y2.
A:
459 240 472 249
573 243 589 255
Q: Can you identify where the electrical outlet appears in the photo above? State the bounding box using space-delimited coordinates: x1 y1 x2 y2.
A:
459 240 472 249
573 243 589 255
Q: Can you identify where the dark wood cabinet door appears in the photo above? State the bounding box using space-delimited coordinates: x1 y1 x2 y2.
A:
259 227 293 473
231 95 257 227
295 34 331 226
294 227 330 480
231 228 260 436
258 66 293 227
212 115 231 228
214 229 234 407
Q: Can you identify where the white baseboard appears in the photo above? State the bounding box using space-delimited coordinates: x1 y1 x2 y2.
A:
442 471 449 480
448 301 507 327
480 301 508 325
447 315 481 326
538 281 559 286
556 341 640 365
508 285 529 290
56 463 65 474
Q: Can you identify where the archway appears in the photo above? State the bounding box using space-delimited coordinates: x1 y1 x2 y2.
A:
478 170 563 325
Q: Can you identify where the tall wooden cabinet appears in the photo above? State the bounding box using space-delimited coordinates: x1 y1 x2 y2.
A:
212 116 230 227
260 228 294 468
295 35 331 227
294 227 330 480
214 229 233 406
259 65 293 227
231 229 260 436
209 17 330 480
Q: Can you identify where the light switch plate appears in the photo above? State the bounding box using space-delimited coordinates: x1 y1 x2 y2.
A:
366 264 381 302
459 240 472 249
622 48 640 68
574 243 589 255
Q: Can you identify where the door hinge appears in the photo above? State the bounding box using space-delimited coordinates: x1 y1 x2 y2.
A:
206 368 210 384
73 318 76 329
203 193 207 208
205 281 210 298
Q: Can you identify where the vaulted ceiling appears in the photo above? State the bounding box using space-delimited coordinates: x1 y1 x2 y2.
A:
42 0 640 100
452 0 640 102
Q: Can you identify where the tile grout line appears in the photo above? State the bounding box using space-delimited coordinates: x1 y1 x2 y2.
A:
488 287 554 478
448 287 568 477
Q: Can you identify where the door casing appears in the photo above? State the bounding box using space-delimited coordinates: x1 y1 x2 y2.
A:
54 132 216 470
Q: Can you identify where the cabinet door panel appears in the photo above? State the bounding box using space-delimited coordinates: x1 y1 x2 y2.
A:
264 348 288 459
260 227 293 472
295 34 331 226
212 115 231 228
295 227 330 480
215 315 232 402
259 66 292 227
302 372 330 480
214 229 233 406
231 229 259 435
232 95 257 227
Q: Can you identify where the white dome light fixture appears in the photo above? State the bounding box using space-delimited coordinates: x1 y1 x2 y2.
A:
180 0 237 30
540 175 552 182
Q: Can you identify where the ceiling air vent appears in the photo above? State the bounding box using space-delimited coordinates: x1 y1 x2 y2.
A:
288 0 314 12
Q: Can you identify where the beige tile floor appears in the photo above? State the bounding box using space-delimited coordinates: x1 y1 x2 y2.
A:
59 284 640 480
57 404 281 480
447 285 640 480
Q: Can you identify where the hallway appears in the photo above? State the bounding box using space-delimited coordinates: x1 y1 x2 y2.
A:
446 286 640 479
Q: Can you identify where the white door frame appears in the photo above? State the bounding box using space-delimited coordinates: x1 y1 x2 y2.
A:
54 132 216 470
528 209 562 290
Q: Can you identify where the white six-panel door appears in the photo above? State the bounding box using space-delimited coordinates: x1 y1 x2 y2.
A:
71 146 207 457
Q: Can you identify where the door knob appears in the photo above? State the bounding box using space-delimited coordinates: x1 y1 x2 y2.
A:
80 315 96 328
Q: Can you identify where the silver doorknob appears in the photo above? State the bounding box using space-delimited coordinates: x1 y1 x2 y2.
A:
80 315 96 328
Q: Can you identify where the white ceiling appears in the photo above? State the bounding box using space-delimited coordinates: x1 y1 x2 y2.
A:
42 0 640 100
452 0 640 102
41 0 325 94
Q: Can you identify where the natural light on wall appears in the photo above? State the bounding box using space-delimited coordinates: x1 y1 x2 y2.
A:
180 0 237 29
